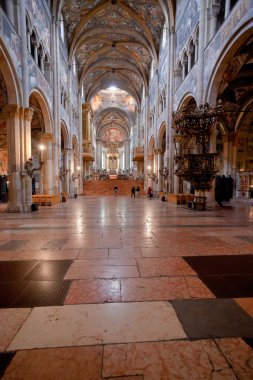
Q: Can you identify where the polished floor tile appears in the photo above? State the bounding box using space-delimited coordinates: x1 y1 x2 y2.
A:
65 260 139 279
0 196 252 378
103 340 235 379
64 279 121 304
137 257 195 277
1 346 103 380
7 302 186 350
172 299 253 339
0 308 31 351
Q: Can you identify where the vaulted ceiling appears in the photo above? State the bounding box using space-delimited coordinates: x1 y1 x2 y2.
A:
58 0 175 104
55 0 175 146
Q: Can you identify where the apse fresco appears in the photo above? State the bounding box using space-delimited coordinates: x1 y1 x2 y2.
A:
100 127 126 144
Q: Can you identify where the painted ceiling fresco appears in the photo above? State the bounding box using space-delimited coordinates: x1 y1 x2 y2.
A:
91 89 136 115
61 0 169 103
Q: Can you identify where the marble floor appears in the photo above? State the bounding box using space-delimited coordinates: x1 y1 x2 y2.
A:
0 195 253 379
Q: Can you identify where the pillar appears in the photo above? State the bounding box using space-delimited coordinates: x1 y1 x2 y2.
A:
4 105 33 212
168 27 175 194
41 133 54 195
6 1 15 25
19 0 29 106
22 107 34 211
225 0 231 18
209 4 220 40
197 0 207 105
157 149 163 192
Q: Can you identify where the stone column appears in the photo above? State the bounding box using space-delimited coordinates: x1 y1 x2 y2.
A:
209 4 220 40
156 149 163 192
19 0 29 107
6 1 15 26
125 139 130 170
197 0 207 105
22 107 34 211
41 133 54 195
168 27 175 194
52 17 60 194
225 0 231 18
4 105 24 212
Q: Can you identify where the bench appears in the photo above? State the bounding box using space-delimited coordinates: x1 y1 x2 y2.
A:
32 194 61 206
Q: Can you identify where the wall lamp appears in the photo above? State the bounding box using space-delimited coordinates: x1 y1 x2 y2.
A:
24 144 45 177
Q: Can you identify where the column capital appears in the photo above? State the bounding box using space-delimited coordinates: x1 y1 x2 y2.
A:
2 104 21 119
23 107 34 121
154 148 163 155
40 132 54 142
82 103 92 113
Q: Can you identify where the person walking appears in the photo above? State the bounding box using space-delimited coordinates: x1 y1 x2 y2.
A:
135 185 140 198
147 187 153 199
114 186 118 195
131 186 136 197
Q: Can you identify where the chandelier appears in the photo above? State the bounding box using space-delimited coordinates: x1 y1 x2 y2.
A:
172 103 220 191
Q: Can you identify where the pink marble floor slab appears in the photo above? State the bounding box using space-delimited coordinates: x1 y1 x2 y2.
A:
137 257 196 277
102 340 233 379
216 338 253 379
0 308 31 351
109 248 143 259
77 248 109 259
65 260 139 279
2 346 103 380
7 302 186 350
10 249 79 260
121 276 214 302
64 278 121 304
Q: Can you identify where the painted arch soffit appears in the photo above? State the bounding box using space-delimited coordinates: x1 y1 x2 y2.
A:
91 90 136 117
96 111 130 144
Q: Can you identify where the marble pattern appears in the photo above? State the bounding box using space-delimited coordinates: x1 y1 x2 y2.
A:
64 279 121 304
0 196 253 377
2 346 103 380
7 302 186 350
103 340 235 379
137 257 196 277
0 308 31 351
65 259 139 279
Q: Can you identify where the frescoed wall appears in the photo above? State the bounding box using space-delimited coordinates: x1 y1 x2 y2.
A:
176 0 199 56
0 9 22 81
28 54 53 111
26 0 51 54
203 0 252 98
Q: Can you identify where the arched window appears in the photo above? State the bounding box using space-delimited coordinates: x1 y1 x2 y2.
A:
37 44 43 71
30 30 37 61
182 51 188 79
44 53 51 84
189 39 195 69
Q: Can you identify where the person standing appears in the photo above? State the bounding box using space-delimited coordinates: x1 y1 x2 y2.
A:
114 186 118 195
147 187 153 199
135 185 140 198
131 186 136 197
